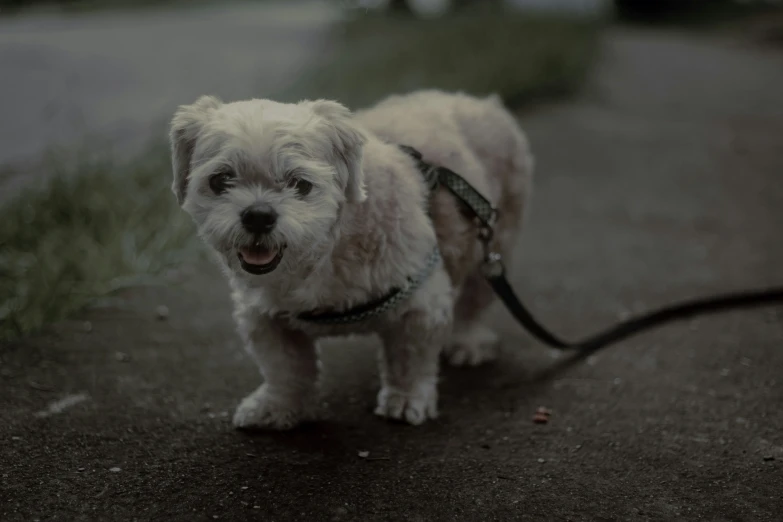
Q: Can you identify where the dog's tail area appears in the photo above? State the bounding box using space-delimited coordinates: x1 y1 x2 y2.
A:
452 94 534 254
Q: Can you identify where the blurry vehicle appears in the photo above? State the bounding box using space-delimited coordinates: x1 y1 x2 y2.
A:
348 0 772 20
351 0 610 18
353 0 456 18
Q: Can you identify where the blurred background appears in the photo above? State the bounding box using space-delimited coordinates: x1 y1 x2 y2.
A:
1 1 782 520
1 0 780 339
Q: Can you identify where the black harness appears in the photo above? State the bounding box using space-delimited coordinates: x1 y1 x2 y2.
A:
299 145 783 357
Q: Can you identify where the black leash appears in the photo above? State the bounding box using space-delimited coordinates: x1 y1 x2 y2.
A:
400 145 783 355
486 267 783 354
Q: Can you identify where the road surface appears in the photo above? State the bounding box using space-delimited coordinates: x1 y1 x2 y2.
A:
0 1 338 197
2 25 783 522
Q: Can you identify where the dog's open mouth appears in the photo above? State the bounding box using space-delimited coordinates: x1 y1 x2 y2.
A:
238 244 284 275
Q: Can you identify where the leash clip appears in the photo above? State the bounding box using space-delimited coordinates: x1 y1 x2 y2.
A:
482 251 505 278
478 225 504 278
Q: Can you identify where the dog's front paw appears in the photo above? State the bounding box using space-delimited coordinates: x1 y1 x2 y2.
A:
232 384 313 430
374 381 438 426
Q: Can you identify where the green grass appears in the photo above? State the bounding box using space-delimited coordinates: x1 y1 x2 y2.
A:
0 144 198 339
282 7 602 109
0 6 602 341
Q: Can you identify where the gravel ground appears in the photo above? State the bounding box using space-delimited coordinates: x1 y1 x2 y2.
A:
2 26 783 522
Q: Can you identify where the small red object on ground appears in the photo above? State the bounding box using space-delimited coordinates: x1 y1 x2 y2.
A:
533 406 551 424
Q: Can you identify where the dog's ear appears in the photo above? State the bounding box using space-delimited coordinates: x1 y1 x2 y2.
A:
169 95 222 205
309 99 367 203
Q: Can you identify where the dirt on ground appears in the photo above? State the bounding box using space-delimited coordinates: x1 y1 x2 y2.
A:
2 27 783 522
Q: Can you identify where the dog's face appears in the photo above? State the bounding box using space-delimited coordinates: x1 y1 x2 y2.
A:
169 96 367 278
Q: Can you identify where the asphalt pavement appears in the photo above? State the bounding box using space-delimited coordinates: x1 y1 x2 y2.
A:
0 1 338 199
2 24 783 522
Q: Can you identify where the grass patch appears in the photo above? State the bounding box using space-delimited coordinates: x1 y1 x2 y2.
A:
0 6 602 341
0 145 198 339
282 6 603 109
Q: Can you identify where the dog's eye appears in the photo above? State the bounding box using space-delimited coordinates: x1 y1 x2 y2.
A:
209 171 235 195
287 177 313 197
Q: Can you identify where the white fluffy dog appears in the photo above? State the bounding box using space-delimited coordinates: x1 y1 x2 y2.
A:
169 89 533 429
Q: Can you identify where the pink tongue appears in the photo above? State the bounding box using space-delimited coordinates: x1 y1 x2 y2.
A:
241 247 278 265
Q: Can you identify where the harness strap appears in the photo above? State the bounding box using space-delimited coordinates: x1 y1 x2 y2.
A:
399 145 498 228
399 144 783 354
293 143 783 337
295 246 441 325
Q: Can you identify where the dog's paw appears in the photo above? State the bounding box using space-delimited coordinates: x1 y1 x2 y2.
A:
232 385 313 431
444 324 499 366
374 382 438 426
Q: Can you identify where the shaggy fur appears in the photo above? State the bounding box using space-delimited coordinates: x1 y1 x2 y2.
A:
169 89 533 429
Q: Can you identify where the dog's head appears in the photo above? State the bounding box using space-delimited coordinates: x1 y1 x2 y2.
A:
169 95 367 277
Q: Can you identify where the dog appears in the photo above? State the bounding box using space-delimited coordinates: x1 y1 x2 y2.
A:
169 89 533 429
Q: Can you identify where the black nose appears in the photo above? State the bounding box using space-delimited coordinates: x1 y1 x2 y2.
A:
241 204 278 234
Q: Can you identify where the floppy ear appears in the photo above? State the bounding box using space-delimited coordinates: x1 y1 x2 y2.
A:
309 99 368 203
169 95 222 205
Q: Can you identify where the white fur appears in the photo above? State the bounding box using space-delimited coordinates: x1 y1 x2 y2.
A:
169 90 533 429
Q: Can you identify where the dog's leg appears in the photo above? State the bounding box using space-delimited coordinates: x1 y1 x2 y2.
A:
374 270 453 425
232 316 319 430
444 272 500 366
442 93 531 368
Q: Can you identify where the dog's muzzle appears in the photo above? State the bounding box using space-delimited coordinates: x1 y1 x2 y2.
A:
238 204 284 274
